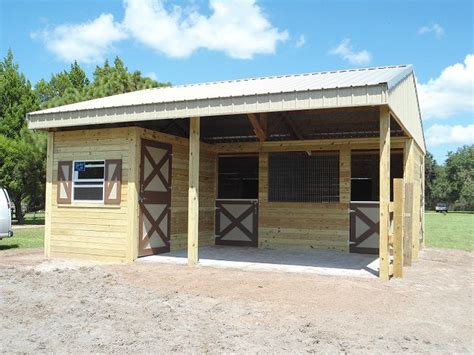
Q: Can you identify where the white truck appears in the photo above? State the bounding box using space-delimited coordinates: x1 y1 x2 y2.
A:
0 187 13 239
435 202 449 213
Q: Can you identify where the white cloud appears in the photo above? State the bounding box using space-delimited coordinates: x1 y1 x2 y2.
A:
122 0 289 59
328 39 371 65
426 124 474 146
418 23 445 39
31 14 126 63
418 54 474 120
295 34 306 48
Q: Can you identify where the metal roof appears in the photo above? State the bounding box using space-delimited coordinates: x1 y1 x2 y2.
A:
29 65 412 116
26 64 424 152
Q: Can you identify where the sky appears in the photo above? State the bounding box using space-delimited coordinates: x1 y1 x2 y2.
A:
0 0 473 163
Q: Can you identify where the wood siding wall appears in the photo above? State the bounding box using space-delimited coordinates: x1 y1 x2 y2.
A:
402 139 425 264
218 137 406 252
258 152 350 251
45 127 422 260
140 128 216 252
46 126 217 262
49 128 131 262
412 143 425 258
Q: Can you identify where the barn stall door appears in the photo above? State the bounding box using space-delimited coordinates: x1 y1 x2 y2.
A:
215 199 258 247
349 202 379 254
138 139 172 257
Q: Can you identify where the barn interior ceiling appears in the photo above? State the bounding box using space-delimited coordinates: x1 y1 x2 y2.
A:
57 106 406 144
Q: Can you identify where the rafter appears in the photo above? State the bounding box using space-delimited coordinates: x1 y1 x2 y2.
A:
246 113 267 141
281 115 304 140
280 114 313 155
172 119 189 137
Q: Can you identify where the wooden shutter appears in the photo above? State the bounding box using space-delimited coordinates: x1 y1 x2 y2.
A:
104 159 122 205
57 161 72 204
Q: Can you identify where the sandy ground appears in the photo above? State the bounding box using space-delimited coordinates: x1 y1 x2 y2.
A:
0 248 472 353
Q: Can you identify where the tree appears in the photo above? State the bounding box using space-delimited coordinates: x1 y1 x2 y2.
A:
2 51 170 222
35 62 87 107
37 56 170 108
0 50 44 223
68 61 89 90
424 152 438 209
0 49 38 138
0 130 46 223
86 57 168 99
445 145 474 210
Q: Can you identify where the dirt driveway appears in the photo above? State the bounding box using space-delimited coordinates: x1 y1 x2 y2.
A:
0 248 472 353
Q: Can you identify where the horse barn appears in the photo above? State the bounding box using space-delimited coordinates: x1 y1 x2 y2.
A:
27 65 425 280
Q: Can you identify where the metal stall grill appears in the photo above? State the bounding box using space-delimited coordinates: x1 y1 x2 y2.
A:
268 151 340 203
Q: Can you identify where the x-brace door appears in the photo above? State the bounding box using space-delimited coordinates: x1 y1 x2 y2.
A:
215 199 258 247
349 202 380 254
138 139 172 256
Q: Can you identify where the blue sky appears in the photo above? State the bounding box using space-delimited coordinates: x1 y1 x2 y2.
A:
1 0 473 163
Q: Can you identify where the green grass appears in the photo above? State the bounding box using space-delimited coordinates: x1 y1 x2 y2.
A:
0 227 44 250
425 212 473 251
13 211 45 225
2 212 472 252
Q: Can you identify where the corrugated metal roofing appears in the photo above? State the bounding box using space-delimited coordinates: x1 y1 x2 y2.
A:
29 65 412 116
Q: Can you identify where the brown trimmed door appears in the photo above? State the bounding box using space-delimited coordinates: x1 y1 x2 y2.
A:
138 139 172 257
215 199 258 247
349 202 379 254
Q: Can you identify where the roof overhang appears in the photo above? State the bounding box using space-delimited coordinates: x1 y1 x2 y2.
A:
27 84 389 130
26 64 424 152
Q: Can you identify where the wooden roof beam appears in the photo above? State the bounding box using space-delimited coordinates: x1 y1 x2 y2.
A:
281 114 313 155
282 116 304 140
247 113 267 141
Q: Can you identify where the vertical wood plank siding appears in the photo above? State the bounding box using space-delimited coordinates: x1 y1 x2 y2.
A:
379 106 391 280
218 137 406 252
411 143 424 259
49 128 132 262
47 126 217 262
46 125 419 262
140 128 216 252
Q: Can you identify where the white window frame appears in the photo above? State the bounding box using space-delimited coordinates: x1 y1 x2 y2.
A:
72 160 105 204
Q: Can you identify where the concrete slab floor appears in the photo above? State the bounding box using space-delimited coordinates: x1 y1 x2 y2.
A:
139 246 379 278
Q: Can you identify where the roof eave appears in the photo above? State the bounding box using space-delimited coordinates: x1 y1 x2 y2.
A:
27 84 389 130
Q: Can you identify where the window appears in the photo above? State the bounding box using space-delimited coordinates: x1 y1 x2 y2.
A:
218 156 259 199
350 151 404 201
73 160 105 202
268 152 339 202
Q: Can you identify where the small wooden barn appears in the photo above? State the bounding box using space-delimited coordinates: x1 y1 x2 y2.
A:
27 65 425 279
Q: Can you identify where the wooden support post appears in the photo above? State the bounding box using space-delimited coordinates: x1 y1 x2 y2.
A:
187 117 200 265
247 113 266 141
420 155 426 249
393 178 404 278
44 131 54 258
339 148 351 204
403 139 414 266
127 127 141 261
379 106 390 280
412 177 420 261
